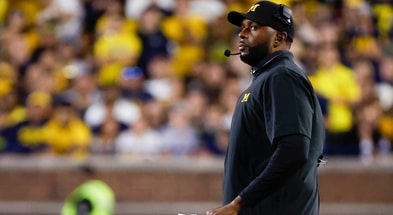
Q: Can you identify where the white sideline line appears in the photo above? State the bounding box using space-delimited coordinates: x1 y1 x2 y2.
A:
0 202 393 215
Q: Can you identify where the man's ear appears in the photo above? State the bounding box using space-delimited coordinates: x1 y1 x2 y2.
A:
274 32 287 47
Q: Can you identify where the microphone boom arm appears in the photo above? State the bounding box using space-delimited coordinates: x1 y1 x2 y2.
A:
224 49 241 57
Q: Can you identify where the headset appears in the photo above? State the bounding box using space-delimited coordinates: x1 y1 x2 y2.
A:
274 4 292 26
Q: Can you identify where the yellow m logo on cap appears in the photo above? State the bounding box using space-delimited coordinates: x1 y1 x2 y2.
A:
248 4 260 12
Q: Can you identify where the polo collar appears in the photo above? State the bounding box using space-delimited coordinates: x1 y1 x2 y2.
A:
251 50 293 77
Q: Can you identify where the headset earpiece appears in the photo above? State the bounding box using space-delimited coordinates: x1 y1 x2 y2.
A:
274 4 292 26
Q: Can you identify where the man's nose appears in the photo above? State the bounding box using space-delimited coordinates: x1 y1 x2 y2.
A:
238 28 247 39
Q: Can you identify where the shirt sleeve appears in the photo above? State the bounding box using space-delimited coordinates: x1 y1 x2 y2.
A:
262 69 314 145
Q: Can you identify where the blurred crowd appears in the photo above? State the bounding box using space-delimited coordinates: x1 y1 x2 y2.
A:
0 0 392 163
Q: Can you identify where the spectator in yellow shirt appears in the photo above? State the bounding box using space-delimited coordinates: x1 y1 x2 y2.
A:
94 0 138 38
44 98 92 158
309 44 361 155
93 15 142 86
161 0 207 78
0 90 26 129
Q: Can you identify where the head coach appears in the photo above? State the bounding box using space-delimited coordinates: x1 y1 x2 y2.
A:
206 1 325 215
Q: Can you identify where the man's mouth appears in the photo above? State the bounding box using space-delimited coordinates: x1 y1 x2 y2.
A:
239 41 247 53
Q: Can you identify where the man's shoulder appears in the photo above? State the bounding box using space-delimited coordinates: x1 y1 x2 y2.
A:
267 62 304 79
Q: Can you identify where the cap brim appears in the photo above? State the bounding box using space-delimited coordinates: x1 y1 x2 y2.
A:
227 11 246 27
227 11 260 27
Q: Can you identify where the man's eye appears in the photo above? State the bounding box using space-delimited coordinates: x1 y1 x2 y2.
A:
240 25 257 31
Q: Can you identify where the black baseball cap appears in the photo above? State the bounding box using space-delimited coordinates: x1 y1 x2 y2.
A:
227 1 295 41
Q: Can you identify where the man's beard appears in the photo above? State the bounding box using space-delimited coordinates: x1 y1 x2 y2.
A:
240 43 270 67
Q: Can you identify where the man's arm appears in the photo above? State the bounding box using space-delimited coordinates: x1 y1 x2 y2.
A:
239 134 310 206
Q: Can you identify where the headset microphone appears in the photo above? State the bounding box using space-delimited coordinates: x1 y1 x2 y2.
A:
224 49 241 57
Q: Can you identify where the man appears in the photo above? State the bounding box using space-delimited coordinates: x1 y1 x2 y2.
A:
207 1 325 215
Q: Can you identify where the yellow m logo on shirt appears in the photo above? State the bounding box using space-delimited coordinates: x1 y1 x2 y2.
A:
248 4 260 12
241 93 251 103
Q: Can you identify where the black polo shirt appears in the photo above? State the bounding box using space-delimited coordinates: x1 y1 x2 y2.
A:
223 51 325 215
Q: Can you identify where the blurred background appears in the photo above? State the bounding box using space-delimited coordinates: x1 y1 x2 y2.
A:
0 0 392 214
